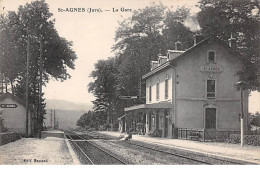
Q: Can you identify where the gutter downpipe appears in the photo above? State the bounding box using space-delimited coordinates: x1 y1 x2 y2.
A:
170 62 176 138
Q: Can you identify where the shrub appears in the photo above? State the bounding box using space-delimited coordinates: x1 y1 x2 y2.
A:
227 134 260 146
0 116 8 133
0 132 21 145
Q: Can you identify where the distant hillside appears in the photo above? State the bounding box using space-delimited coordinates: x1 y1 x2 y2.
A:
45 99 93 111
44 99 93 129
44 109 86 129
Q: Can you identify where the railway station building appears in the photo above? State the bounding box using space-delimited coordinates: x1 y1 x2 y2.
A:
0 92 31 135
118 35 249 140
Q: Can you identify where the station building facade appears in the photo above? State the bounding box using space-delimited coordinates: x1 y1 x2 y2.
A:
120 36 248 139
0 93 31 135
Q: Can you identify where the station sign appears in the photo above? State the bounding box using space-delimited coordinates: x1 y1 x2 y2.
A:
119 96 138 99
0 104 18 108
200 65 223 72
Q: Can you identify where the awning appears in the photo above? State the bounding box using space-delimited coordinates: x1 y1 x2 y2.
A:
124 102 172 112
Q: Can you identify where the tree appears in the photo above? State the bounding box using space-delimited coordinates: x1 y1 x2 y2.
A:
88 58 122 125
251 112 260 127
113 3 166 101
88 4 196 127
162 7 195 50
197 0 260 91
76 110 103 130
0 0 77 136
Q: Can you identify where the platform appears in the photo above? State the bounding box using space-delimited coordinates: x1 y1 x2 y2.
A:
0 130 77 165
97 131 260 164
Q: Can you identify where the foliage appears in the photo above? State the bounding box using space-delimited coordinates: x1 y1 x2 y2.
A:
162 7 195 50
251 112 260 127
76 110 104 130
113 3 166 98
89 3 195 123
89 1 260 128
88 57 125 125
227 134 260 146
0 116 8 133
0 0 77 136
197 0 260 91
0 132 21 145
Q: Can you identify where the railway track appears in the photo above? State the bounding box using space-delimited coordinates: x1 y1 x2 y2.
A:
126 141 243 165
64 130 127 165
78 131 248 165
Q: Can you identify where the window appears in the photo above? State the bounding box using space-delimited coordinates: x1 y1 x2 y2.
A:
205 108 216 129
165 75 169 99
156 79 160 100
149 85 152 102
207 79 216 98
208 51 216 63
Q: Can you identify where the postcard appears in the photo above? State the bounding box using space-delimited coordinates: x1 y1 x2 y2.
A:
0 0 259 166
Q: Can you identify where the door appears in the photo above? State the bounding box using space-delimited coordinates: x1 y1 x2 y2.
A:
164 110 168 138
205 108 216 129
149 112 152 131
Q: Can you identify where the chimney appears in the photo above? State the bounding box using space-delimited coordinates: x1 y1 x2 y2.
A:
193 33 204 46
175 41 182 51
228 33 236 48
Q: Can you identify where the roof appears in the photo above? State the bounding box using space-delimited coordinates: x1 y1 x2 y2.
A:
124 101 172 112
142 36 241 79
0 92 25 106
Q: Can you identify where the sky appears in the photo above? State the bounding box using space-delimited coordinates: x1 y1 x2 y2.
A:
1 0 259 113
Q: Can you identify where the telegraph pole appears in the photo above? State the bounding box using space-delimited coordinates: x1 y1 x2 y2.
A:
54 110 56 129
50 109 53 129
38 35 43 138
237 81 248 148
25 35 30 137
240 85 244 147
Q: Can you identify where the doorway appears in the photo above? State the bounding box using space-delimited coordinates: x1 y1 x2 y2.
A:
205 108 216 129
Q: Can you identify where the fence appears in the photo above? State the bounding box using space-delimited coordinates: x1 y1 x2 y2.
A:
178 128 240 142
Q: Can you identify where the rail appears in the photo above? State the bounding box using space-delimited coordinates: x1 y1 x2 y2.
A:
64 130 127 165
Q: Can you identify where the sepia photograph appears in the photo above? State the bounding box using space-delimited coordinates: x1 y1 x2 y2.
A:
0 0 259 166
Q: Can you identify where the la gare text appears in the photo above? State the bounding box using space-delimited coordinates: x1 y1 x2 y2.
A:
58 7 132 13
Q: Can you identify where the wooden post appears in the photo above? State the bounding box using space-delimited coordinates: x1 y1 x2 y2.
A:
203 129 205 142
240 86 244 147
50 109 53 129
25 35 30 137
38 36 43 138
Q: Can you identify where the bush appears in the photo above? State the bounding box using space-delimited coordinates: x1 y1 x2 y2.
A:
0 116 8 133
227 134 260 146
0 132 21 145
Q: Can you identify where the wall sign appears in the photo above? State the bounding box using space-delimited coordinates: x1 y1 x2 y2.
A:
200 65 224 72
0 104 18 108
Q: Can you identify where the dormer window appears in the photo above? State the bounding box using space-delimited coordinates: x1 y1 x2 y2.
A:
208 50 216 63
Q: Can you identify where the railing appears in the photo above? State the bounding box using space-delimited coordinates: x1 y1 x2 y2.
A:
178 128 205 141
178 128 240 142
